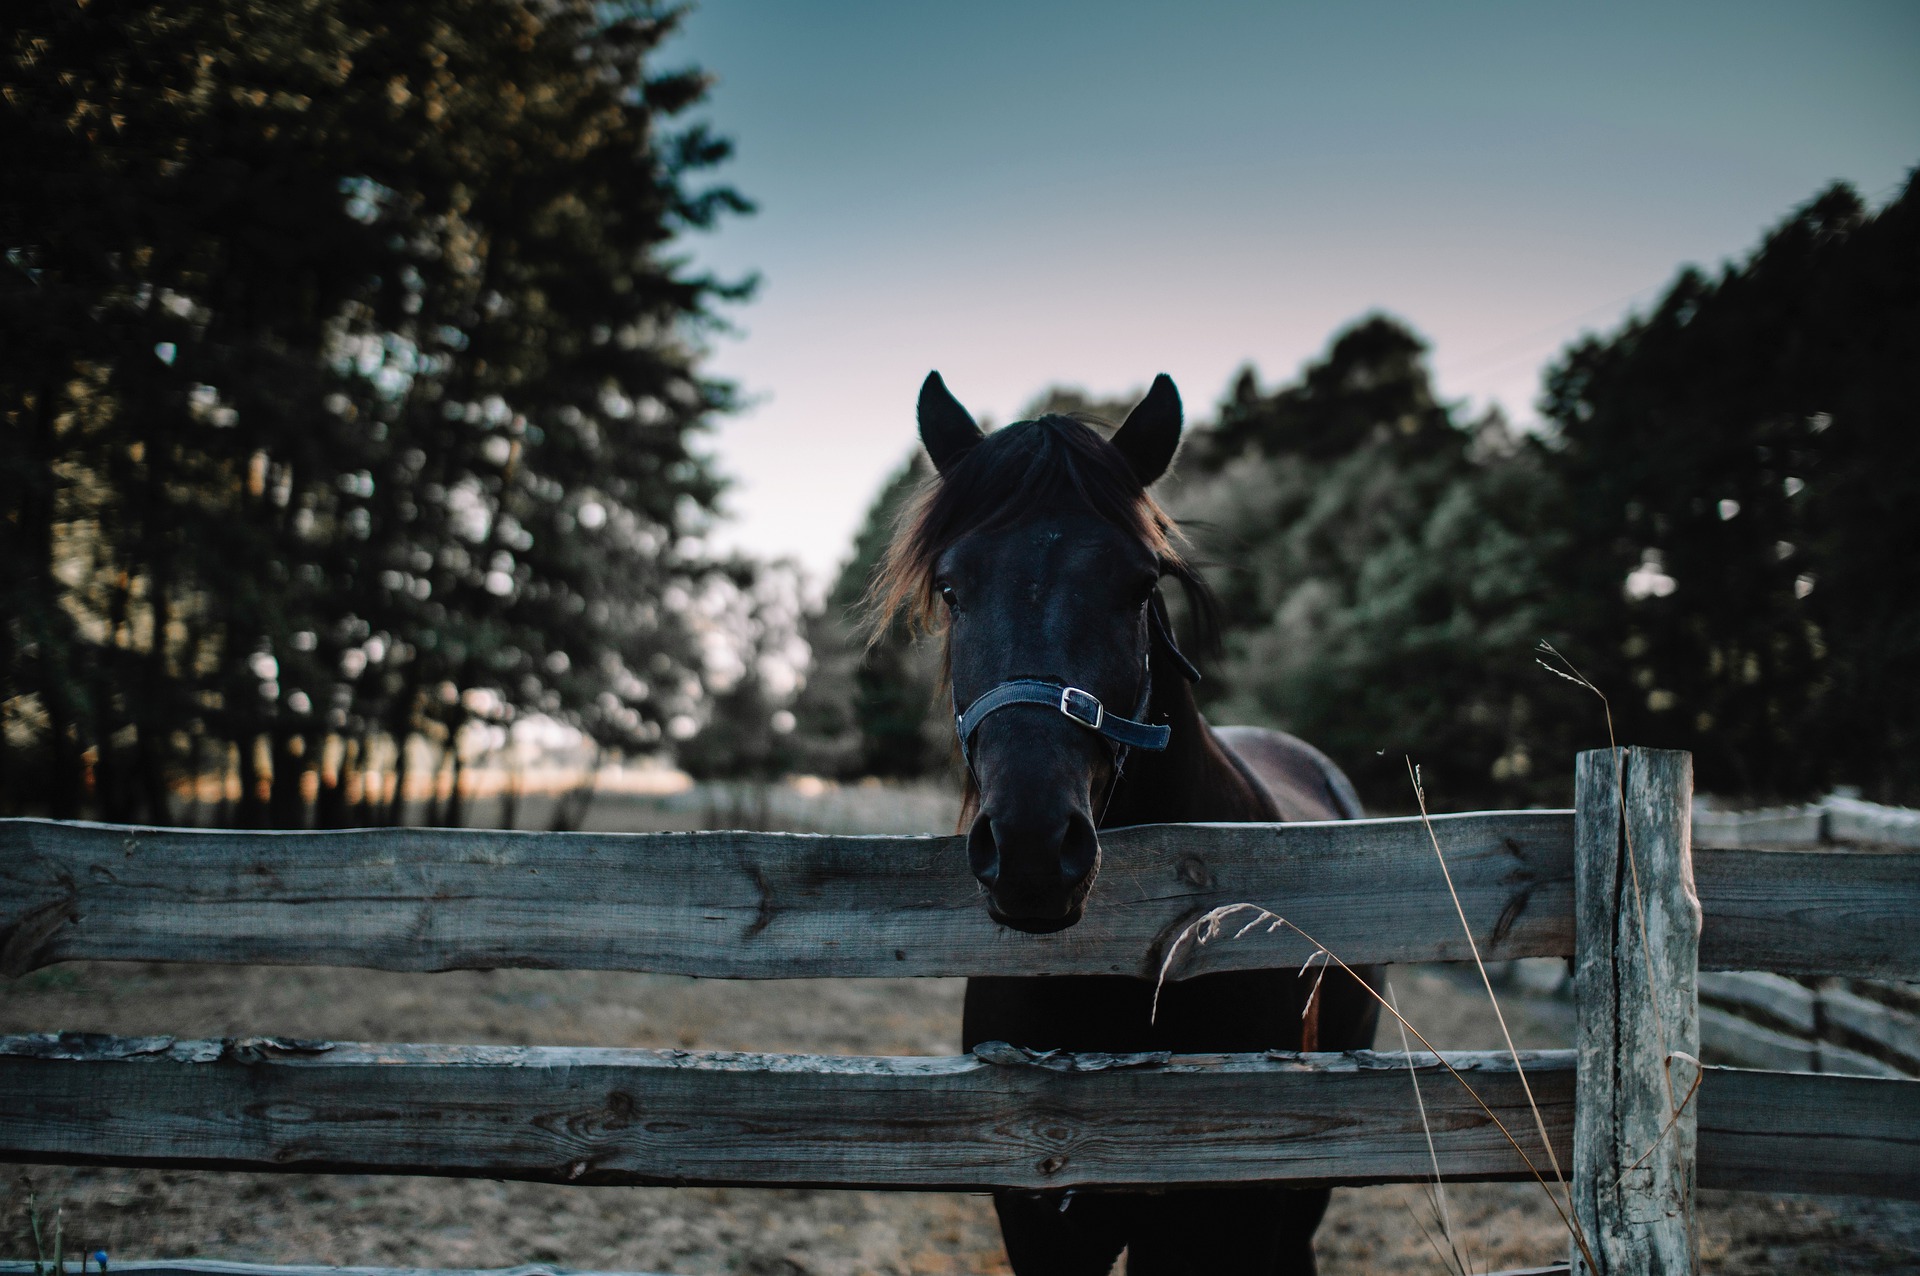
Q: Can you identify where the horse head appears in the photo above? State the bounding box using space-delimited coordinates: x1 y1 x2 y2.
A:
872 371 1200 933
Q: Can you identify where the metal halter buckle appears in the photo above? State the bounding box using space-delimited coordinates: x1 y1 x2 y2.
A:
1058 686 1104 730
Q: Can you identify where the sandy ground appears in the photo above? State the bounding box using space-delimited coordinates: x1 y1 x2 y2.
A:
5 958 1917 1275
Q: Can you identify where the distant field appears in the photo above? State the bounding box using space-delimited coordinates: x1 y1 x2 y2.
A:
166 776 966 837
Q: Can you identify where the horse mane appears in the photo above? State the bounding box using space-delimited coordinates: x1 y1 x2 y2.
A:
864 413 1218 653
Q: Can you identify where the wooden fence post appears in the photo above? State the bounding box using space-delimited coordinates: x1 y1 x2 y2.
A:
1572 748 1701 1275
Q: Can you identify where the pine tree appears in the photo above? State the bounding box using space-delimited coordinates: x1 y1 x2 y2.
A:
1 0 752 822
1539 177 1920 801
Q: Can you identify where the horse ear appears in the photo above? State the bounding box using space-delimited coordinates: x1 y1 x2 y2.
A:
917 371 984 475
1111 373 1182 485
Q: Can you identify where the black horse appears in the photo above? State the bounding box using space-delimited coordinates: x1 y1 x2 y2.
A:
870 371 1380 1274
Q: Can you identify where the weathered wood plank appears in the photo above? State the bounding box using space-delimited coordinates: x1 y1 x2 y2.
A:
0 813 1576 979
0 1267 668 1276
1696 847 1920 979
0 1033 1574 1191
1696 970 1818 1035
3 1035 1909 1200
36 1268 1566 1276
1571 748 1699 1276
1698 1066 1920 1198
1823 795 1920 849
0 1265 1575 1276
1698 1005 1821 1073
9 817 1915 982
1690 805 1823 849
1822 985 1920 1075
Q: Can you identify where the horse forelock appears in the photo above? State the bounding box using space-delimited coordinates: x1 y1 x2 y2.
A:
864 414 1190 644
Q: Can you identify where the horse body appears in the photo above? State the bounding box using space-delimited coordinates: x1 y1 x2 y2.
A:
880 371 1378 1274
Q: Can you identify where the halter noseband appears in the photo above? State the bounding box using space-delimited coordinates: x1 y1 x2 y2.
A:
952 592 1199 772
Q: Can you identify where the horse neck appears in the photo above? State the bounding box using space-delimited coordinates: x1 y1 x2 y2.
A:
1100 653 1275 827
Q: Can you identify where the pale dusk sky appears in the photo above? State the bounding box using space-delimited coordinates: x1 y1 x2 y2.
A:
661 1 1919 585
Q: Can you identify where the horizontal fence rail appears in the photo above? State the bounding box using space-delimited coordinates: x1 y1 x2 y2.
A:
0 1265 1573 1276
1695 1064 1920 1198
1695 847 1920 980
2 1034 1571 1191
0 1267 679 1276
6 815 1916 981
0 813 1577 978
0 1267 1577 1276
4 1034 1913 1199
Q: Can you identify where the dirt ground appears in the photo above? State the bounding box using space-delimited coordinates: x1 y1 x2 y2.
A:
6 957 1917 1275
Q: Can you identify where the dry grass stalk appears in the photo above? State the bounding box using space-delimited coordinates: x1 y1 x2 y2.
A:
1536 643 1702 1181
1153 902 1600 1273
1406 756 1590 1271
1390 976 1472 1276
1538 640 1702 1263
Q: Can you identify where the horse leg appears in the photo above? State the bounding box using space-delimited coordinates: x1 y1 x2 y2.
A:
1121 1186 1329 1275
965 976 1158 1274
992 1189 1130 1275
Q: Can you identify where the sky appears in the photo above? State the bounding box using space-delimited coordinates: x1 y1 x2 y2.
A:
660 1 1920 586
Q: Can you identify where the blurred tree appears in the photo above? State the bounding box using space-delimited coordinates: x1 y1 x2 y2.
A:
1537 177 1920 802
1018 385 1141 428
790 451 951 779
1174 316 1564 811
1 0 751 823
673 559 808 783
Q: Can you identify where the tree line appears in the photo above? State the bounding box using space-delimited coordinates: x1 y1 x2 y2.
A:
2 0 751 824
6 3 1912 823
800 175 1920 809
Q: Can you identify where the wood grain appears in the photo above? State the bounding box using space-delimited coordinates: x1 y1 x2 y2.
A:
0 813 1575 979
7 817 1914 982
1570 748 1699 1276
0 1267 669 1276
0 1262 1573 1276
1696 846 1920 979
0 1034 1573 1190
1698 1066 1920 1199
4 1033 1910 1201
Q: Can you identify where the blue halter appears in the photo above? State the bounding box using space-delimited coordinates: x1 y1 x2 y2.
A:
951 593 1198 771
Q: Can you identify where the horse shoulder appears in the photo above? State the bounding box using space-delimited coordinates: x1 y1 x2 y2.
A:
1209 724 1365 822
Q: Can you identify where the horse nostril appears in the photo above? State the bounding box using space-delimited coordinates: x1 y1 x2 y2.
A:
1059 812 1099 889
967 815 1000 889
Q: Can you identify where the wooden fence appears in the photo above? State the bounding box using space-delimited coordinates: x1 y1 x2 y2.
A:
3 747 1918 1275
1692 794 1920 1080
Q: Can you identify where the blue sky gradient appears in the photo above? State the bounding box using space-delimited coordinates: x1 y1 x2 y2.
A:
662 1 1920 581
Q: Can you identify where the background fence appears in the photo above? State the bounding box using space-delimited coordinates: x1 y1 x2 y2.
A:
1694 793 1920 1080
3 748 1918 1275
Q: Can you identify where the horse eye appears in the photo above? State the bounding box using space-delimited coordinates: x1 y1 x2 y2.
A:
938 583 958 608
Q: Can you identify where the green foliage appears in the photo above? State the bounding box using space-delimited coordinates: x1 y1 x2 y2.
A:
1537 177 1920 802
1175 317 1565 810
1 0 751 823
1176 179 1920 810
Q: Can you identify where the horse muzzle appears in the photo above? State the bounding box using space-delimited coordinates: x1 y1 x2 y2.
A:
967 808 1100 933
